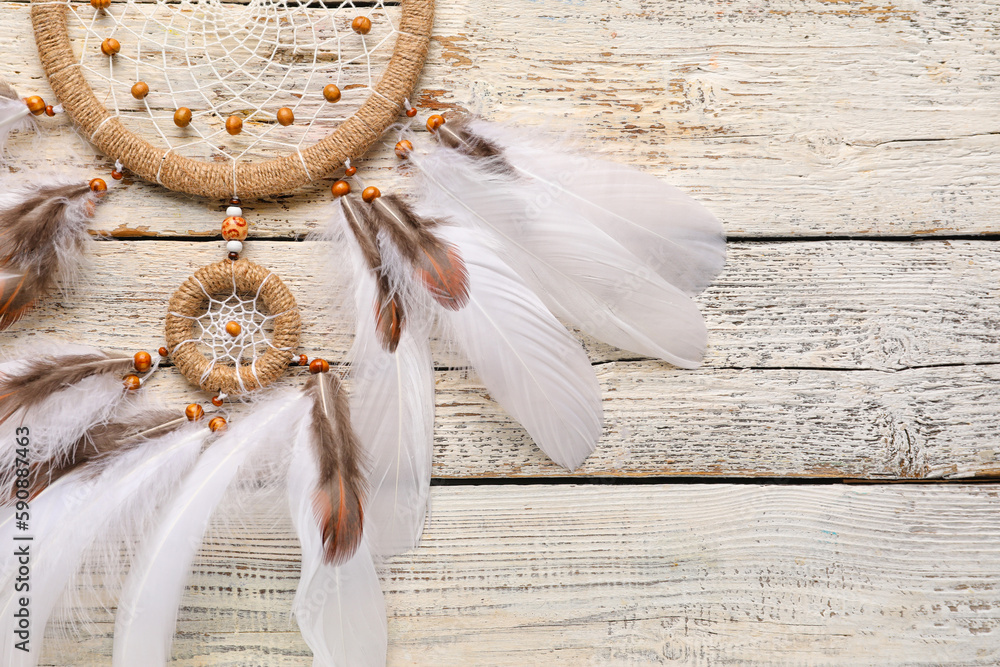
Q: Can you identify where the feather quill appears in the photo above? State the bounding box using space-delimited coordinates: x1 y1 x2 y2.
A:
306 371 368 565
0 418 210 667
112 391 310 667
0 78 36 161
431 225 603 470
331 200 435 554
288 421 387 666
0 172 100 329
434 116 726 296
363 193 469 310
412 146 710 368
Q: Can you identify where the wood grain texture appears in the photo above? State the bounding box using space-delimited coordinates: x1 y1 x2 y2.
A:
2 239 999 370
1 0 998 236
37 485 1000 666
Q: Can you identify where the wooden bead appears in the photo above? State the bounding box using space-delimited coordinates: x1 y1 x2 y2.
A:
44 105 55 117
122 375 141 391
225 321 241 337
211 395 224 407
185 404 205 421
131 82 149 100
24 96 45 116
208 416 227 432
174 107 192 128
406 107 418 118
394 140 413 158
331 180 351 197
101 38 121 56
133 351 152 373
426 114 445 132
345 166 357 177
298 354 309 366
226 116 243 135
229 197 241 207
158 346 169 357
351 16 372 34
361 186 381 203
221 216 248 241
111 170 123 180
89 178 107 193
90 0 111 8
309 358 330 374
323 84 341 103
276 107 294 126
228 251 239 261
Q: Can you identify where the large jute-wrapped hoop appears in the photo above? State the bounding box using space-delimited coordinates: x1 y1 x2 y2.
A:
165 259 301 395
30 0 434 200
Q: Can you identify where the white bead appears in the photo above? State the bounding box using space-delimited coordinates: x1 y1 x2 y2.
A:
226 240 243 254
226 206 242 217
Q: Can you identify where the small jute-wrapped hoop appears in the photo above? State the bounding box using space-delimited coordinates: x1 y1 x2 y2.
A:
30 0 434 200
165 259 301 395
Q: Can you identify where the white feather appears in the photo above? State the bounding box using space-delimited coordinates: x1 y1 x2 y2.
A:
112 391 311 667
0 81 36 161
0 423 210 667
461 118 726 297
0 347 133 497
333 205 436 556
412 149 710 368
288 420 387 667
432 225 603 470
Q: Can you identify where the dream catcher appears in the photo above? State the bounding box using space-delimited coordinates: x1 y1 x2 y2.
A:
0 0 726 663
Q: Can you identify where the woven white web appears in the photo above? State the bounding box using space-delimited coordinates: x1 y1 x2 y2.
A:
57 0 398 185
169 271 292 394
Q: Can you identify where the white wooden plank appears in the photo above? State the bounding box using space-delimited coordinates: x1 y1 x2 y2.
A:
2 239 997 370
1 0 998 236
37 485 1000 665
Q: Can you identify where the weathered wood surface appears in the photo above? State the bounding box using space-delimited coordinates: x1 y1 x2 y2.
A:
2 0 999 237
39 485 1000 666
3 238 1000 371
1 0 998 664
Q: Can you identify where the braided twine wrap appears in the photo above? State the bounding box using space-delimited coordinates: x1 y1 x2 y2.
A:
165 259 301 395
31 0 434 200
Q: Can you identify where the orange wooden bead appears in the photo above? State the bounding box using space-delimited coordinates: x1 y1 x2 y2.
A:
225 321 241 337
405 108 418 118
101 38 121 56
211 395 224 407
394 140 413 158
208 416 227 432
158 346 169 357
24 96 45 116
133 351 152 373
89 178 107 193
298 354 309 366
331 180 351 197
309 358 330 374
111 170 124 180
361 186 381 203
131 82 149 100
122 375 141 391
344 165 357 176
229 197 242 207
351 16 372 34
226 116 243 135
174 107 192 128
426 114 445 132
185 404 205 421
222 216 248 241
90 0 111 8
44 105 55 117
323 84 341 103
276 107 294 126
